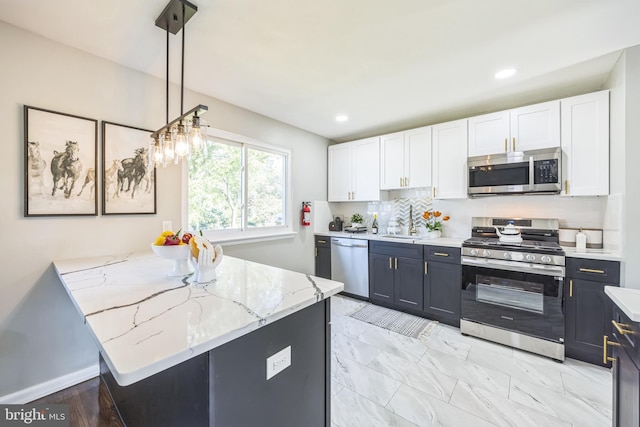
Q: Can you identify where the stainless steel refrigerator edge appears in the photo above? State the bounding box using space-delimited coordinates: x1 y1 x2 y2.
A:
330 238 369 299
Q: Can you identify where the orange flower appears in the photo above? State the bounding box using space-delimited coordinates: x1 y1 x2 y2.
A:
422 211 431 219
443 216 450 221
434 211 442 217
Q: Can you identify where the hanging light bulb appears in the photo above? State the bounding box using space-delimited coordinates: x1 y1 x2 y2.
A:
149 136 160 168
174 121 189 158
189 114 204 152
163 131 175 167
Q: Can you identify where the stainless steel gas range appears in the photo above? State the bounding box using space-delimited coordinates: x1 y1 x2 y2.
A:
461 217 565 361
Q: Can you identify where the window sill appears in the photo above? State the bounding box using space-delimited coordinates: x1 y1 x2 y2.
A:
202 230 297 246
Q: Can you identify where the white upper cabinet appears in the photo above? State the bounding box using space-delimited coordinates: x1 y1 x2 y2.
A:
432 119 468 199
468 100 560 156
560 90 609 197
328 137 381 202
380 126 432 190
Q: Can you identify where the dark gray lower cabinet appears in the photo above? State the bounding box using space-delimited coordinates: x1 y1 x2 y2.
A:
610 304 640 427
369 252 395 302
565 257 620 366
394 256 424 310
314 235 331 279
369 241 423 311
423 246 461 327
613 342 640 427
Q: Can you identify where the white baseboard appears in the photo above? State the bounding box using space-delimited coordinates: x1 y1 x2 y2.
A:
0 364 99 404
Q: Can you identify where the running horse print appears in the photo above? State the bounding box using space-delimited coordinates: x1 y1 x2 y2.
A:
51 140 82 198
118 148 149 199
27 141 46 198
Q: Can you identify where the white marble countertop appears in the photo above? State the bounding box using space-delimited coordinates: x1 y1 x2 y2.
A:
562 246 622 261
316 232 621 260
53 252 344 386
605 286 640 322
316 231 465 248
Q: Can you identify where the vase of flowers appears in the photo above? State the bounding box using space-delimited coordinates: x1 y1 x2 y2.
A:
350 213 364 228
422 210 450 238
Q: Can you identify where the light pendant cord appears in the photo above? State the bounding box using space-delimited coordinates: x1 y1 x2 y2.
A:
166 26 169 125
180 1 185 116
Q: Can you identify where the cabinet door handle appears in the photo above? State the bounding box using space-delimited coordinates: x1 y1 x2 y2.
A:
404 177 408 187
579 268 605 274
424 261 428 275
603 335 620 364
389 257 392 270
504 138 508 152
433 252 449 257
400 177 403 187
433 187 437 198
612 320 634 335
395 257 398 270
569 279 573 297
512 137 516 151
315 248 318 257
565 180 568 195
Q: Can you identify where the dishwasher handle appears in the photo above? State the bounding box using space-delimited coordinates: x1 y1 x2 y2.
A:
331 239 368 248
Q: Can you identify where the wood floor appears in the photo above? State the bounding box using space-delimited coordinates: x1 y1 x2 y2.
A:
30 377 123 427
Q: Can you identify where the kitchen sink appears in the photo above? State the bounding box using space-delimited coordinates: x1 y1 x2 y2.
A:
379 234 418 240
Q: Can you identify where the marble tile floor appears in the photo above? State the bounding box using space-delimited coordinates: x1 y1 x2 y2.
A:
330 295 612 427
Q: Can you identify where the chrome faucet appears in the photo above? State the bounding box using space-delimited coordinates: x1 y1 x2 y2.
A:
409 205 416 235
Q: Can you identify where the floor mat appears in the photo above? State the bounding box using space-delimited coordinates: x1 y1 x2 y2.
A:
348 303 437 340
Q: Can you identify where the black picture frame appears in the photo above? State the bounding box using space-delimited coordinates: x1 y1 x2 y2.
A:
24 105 98 216
102 121 156 215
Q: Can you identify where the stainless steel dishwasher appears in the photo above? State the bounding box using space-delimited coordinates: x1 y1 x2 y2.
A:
330 237 369 299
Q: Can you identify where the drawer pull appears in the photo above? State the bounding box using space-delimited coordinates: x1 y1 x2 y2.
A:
579 268 605 274
389 257 392 270
603 335 620 364
433 252 449 257
424 261 428 275
395 257 398 270
612 320 634 335
317 240 326 244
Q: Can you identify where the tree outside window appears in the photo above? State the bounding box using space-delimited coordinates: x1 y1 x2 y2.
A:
188 136 288 234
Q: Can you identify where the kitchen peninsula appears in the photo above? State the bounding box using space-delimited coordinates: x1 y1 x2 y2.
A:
54 252 343 427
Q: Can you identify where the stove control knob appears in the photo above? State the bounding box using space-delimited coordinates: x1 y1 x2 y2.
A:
482 250 491 258
503 252 511 260
470 249 479 256
525 254 536 262
541 255 552 264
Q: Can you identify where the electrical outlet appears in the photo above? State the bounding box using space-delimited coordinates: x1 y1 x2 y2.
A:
266 346 291 380
162 220 172 232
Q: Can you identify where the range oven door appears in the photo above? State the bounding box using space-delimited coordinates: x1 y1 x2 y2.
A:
461 263 564 343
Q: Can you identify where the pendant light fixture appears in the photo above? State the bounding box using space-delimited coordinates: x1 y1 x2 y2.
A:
150 0 208 168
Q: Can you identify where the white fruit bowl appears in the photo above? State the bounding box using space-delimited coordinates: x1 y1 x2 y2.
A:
151 244 193 276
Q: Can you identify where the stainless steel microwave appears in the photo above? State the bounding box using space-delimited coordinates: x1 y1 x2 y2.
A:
467 147 561 196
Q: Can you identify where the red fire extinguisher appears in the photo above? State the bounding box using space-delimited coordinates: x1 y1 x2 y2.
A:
302 202 311 226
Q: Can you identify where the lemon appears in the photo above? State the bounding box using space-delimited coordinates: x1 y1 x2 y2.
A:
161 231 174 237
154 236 165 246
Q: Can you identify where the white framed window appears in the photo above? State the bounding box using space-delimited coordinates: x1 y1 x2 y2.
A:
183 128 293 244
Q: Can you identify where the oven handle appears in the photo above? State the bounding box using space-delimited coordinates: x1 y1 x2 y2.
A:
461 256 565 277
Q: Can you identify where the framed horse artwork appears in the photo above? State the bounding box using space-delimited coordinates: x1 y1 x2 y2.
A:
23 106 98 216
102 121 156 215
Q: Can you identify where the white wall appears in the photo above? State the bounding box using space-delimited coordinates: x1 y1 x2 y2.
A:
621 46 640 288
0 22 328 399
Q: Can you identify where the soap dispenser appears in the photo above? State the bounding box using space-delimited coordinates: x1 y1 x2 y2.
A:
575 228 587 253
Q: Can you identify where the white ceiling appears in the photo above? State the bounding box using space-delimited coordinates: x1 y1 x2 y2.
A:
1 0 639 142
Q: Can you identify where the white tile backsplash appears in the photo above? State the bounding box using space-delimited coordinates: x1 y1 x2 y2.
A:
329 192 615 244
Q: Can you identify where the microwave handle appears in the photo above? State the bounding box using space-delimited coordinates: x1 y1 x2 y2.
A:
529 156 535 191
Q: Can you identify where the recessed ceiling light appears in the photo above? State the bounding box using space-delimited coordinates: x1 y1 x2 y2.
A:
495 68 517 79
336 115 348 122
